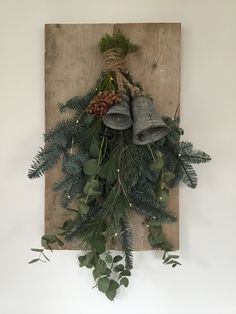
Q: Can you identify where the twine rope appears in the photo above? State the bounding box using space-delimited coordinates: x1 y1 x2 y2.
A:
103 48 141 96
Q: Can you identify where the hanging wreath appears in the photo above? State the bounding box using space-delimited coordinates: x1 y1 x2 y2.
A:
28 32 211 300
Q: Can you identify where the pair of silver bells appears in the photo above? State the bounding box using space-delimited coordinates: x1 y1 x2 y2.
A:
103 95 170 145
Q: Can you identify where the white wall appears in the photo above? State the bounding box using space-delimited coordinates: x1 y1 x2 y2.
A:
0 0 236 313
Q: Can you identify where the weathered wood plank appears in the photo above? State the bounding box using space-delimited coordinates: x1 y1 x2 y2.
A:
45 23 181 250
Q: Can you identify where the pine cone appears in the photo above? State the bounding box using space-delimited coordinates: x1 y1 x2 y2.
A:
87 91 122 117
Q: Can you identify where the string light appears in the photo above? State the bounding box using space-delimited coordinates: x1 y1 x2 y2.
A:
178 153 181 157
117 169 120 172
129 203 132 207
114 233 118 236
146 224 150 228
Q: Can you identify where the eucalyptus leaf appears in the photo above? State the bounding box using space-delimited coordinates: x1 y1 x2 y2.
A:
162 171 175 183
149 156 164 171
114 264 124 272
28 258 40 264
120 277 129 287
148 235 158 247
41 234 57 244
158 188 169 203
105 254 113 263
113 255 123 263
89 139 100 158
93 269 99 280
83 179 101 197
106 288 117 301
78 198 89 214
119 270 131 278
31 248 43 252
84 251 95 267
109 279 119 291
164 255 180 264
83 159 98 176
105 268 112 276
96 259 107 275
78 255 86 267
98 277 110 293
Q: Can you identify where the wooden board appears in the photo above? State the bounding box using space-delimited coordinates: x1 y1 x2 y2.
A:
45 23 181 250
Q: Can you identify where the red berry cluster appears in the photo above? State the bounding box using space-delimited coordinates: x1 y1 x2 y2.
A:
87 91 121 117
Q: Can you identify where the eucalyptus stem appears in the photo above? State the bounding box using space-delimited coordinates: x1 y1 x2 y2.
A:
98 136 105 166
148 144 156 161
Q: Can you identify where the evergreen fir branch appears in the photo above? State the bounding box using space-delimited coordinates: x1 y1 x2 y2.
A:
119 214 134 270
179 141 211 164
65 206 105 241
129 182 158 208
54 176 74 193
59 89 96 113
121 144 151 190
84 118 103 148
162 115 184 144
99 157 117 184
28 145 63 179
99 31 139 55
132 201 177 223
59 175 86 208
164 143 198 189
44 119 75 144
62 152 89 175
179 160 198 188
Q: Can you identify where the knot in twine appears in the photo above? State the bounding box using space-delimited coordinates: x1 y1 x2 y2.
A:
103 48 141 96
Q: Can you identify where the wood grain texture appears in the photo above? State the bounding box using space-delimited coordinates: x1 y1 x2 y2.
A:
45 23 181 250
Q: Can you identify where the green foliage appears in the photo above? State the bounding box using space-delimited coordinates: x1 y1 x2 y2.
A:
119 215 133 270
59 89 96 113
121 144 152 190
41 234 63 249
120 277 129 287
96 73 117 92
162 253 181 268
178 141 211 164
99 31 139 55
83 159 98 176
28 32 211 299
29 246 51 264
99 157 117 184
28 258 40 264
162 116 184 144
28 145 63 179
62 152 88 175
78 249 131 300
147 220 181 268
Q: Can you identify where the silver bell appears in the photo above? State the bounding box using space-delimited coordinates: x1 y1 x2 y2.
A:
131 96 170 145
103 95 132 130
